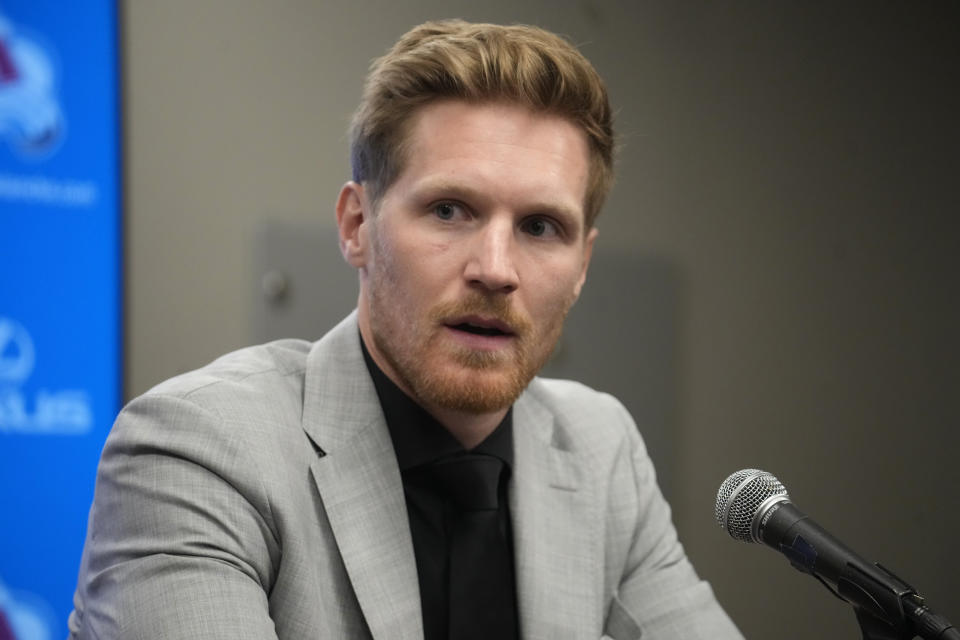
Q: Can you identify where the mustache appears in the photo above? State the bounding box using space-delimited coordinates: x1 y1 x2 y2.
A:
429 294 533 336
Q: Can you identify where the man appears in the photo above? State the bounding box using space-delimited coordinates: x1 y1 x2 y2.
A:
69 20 743 640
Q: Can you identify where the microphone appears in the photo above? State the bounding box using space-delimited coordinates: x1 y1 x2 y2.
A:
715 469 959 640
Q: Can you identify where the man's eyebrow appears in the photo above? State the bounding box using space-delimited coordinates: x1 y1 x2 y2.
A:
413 179 485 203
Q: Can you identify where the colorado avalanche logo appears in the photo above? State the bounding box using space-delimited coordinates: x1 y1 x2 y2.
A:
0 318 35 385
0 578 56 640
0 13 64 158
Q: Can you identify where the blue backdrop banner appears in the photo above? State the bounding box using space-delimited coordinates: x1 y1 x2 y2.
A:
0 2 121 638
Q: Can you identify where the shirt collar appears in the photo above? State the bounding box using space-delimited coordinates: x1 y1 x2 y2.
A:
360 332 514 472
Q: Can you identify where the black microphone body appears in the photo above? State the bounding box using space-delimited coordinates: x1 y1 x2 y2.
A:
762 501 927 635
718 469 959 640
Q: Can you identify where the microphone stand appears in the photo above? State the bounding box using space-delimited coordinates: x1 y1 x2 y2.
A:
856 607 914 640
835 563 960 640
856 603 960 640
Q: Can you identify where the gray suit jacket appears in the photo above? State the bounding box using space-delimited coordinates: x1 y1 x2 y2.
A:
69 312 742 639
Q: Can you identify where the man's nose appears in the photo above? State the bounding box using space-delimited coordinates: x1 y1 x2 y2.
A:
464 220 520 293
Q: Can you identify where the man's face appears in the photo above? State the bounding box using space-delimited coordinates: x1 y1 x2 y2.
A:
345 100 596 415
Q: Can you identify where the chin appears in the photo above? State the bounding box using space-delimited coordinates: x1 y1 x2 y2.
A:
418 362 531 414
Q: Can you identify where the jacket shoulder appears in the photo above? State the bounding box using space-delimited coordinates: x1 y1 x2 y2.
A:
143 339 312 412
522 376 644 457
114 339 317 473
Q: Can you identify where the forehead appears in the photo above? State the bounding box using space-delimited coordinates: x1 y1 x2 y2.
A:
393 100 591 223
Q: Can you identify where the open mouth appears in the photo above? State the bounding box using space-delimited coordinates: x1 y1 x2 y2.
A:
451 322 509 337
445 316 514 338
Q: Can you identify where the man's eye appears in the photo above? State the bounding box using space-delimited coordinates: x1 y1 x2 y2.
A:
433 202 459 220
522 217 559 238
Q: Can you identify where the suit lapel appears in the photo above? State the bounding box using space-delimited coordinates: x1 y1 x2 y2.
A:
299 314 603 639
511 388 602 639
302 313 424 640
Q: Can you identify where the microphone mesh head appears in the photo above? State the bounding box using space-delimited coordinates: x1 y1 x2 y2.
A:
715 469 788 542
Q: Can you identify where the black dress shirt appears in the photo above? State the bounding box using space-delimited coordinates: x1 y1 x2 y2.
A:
360 337 520 640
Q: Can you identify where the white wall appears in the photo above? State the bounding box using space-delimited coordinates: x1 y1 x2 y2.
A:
122 2 960 636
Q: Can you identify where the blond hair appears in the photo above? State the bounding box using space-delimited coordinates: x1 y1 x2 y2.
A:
349 19 614 227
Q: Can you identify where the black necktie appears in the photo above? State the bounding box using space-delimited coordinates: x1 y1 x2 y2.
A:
428 453 518 640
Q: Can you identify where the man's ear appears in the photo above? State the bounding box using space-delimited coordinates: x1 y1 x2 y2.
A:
573 227 598 299
336 181 370 268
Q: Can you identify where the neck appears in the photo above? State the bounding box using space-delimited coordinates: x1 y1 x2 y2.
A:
425 405 509 450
